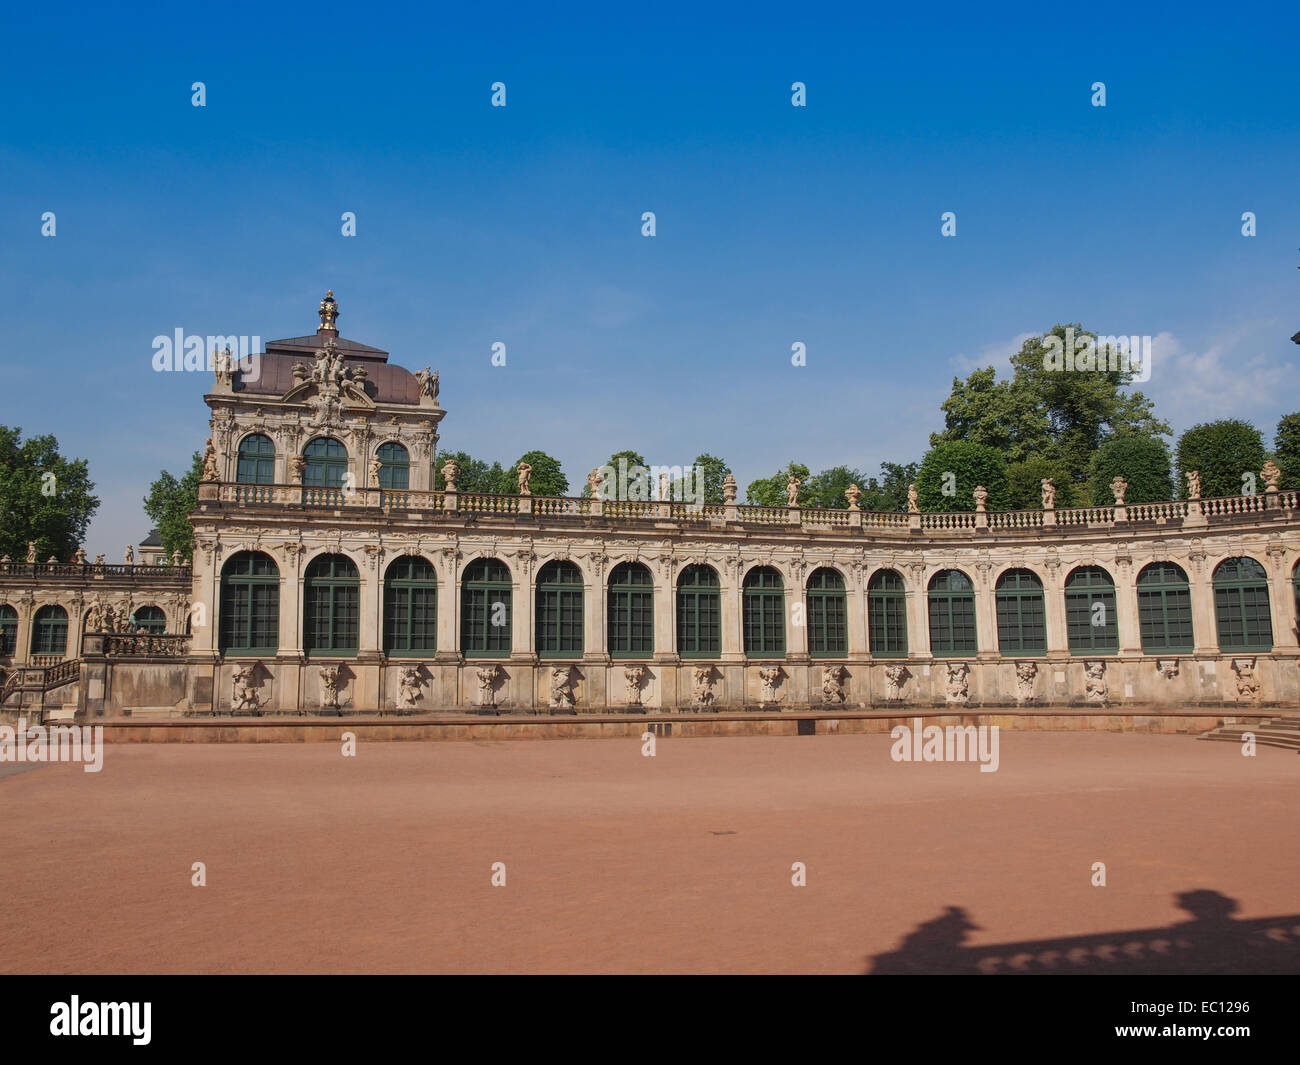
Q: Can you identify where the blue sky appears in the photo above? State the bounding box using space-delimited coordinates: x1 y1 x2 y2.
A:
2 1 1298 552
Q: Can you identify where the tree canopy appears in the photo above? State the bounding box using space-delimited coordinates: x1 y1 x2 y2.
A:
916 441 1009 512
143 451 205 561
1175 420 1266 500
0 425 99 562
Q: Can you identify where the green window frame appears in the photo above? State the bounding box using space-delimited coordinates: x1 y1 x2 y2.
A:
929 569 977 656
806 567 847 657
1064 566 1118 653
0 604 17 657
132 605 168 634
31 604 68 656
461 558 512 657
1213 556 1272 652
377 441 410 491
608 562 653 657
868 569 908 658
536 560 584 658
303 437 348 488
384 555 437 655
304 554 360 657
677 565 721 658
219 551 280 655
236 433 275 484
743 566 785 657
996 569 1047 655
1137 562 1194 653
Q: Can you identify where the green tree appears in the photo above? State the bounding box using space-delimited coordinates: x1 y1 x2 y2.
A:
804 465 867 509
858 461 919 512
1175 420 1266 499
0 425 100 562
1006 455 1079 510
581 449 648 497
916 441 1009 512
1274 413 1300 490
142 451 205 561
931 325 1170 490
692 453 732 505
1087 436 1173 506
746 462 811 506
508 450 569 497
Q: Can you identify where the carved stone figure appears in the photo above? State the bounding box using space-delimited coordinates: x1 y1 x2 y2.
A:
972 485 988 513
319 666 342 710
201 438 220 482
123 544 134 566
476 665 500 708
786 477 800 507
907 483 919 514
759 665 782 703
1262 460 1281 492
945 662 970 705
722 474 737 505
73 547 87 565
415 366 439 401
845 483 861 510
623 666 645 707
94 554 105 566
369 455 382 485
85 600 105 633
1185 469 1201 500
822 664 847 704
231 664 261 713
1015 661 1038 704
171 550 182 567
289 455 306 482
884 664 911 701
1110 476 1128 506
1157 659 1180 680
291 362 309 385
441 459 459 492
587 468 602 501
1232 658 1259 700
397 666 422 710
26 542 36 564
550 666 575 711
657 471 669 501
1041 478 1056 509
693 666 715 708
1084 660 1108 704
213 346 235 388
517 461 533 495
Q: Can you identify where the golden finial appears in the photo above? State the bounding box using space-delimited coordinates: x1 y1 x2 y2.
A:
318 290 339 333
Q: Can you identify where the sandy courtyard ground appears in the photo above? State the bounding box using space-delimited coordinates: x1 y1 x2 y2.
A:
1 732 1297 974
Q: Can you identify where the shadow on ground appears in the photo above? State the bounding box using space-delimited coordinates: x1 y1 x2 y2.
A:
867 890 1300 974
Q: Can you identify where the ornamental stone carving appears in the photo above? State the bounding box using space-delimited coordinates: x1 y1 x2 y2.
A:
396 666 423 710
1262 460 1281 493
586 469 601 501
441 459 459 492
550 666 576 712
1015 661 1038 704
1232 658 1259 701
476 665 500 708
884 664 911 701
945 662 970 705
201 438 220 482
759 665 783 703
1041 478 1055 510
319 666 342 710
845 483 861 510
907 483 919 514
1084 661 1108 704
693 666 715 708
1185 470 1201 500
821 664 847 704
973 485 988 513
623 666 645 707
786 477 800 507
1157 659 1180 680
1110 476 1128 506
722 474 737 505
517 461 532 495
231 664 262 713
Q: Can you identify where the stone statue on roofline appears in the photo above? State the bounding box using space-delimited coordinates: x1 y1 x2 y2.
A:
1110 475 1128 506
1185 469 1200 500
907 483 919 514
786 476 800 507
1041 478 1055 510
517 461 533 495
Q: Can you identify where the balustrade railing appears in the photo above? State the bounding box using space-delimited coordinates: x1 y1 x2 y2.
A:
101 633 191 658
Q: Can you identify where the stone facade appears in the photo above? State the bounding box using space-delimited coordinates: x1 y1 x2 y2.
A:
4 295 1300 720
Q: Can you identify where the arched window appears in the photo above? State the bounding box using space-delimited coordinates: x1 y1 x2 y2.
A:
743 566 785 656
461 559 512 657
31 605 68 656
384 555 437 655
806 567 846 657
304 554 360 656
996 569 1046 654
0 604 17 657
377 442 410 491
929 570 976 656
536 560 584 658
220 552 280 655
1213 557 1272 652
1064 567 1118 652
677 565 720 657
608 562 653 657
132 605 168 634
1137 562 1193 653
236 433 276 484
303 437 348 488
868 569 907 658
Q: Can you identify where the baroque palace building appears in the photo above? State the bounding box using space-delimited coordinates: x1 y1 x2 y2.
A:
3 292 1300 719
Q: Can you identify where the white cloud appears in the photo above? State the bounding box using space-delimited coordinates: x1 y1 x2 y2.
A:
947 331 1037 375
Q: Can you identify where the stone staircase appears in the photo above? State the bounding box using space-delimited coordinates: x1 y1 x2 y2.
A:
1198 715 1300 752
